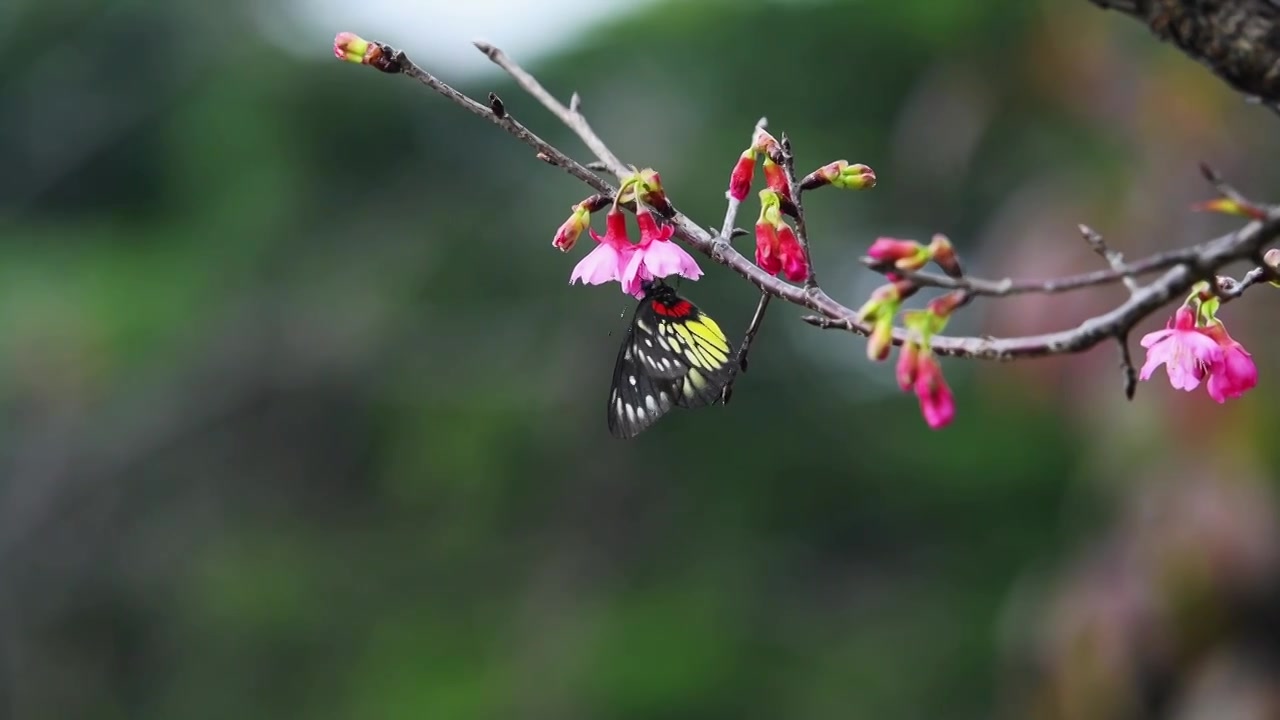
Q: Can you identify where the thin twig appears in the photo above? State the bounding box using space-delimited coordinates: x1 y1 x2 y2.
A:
719 117 767 242
720 293 772 404
1215 265 1271 298
392 48 613 195
473 41 630 179
779 133 818 289
868 245 1196 297
799 212 1280 357
1080 224 1140 294
1199 161 1274 214
1117 334 1137 400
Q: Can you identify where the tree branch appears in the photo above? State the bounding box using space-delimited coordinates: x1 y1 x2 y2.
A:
1087 0 1280 110
473 41 630 179
363 40 1279 363
395 48 612 194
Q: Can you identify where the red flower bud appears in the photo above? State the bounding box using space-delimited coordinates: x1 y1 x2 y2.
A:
925 290 966 320
755 221 782 276
867 316 894 362
552 198 600 252
332 32 400 72
867 237 923 262
927 234 962 277
777 224 807 282
762 157 791 200
896 340 920 391
727 150 756 202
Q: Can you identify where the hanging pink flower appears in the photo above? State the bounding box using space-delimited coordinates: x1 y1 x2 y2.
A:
1138 306 1223 392
1201 322 1258 403
620 205 702 297
569 208 635 288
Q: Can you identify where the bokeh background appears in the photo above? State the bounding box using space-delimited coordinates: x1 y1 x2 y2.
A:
3 0 1280 718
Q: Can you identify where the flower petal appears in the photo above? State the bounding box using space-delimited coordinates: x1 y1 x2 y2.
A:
1139 329 1175 348
570 243 626 286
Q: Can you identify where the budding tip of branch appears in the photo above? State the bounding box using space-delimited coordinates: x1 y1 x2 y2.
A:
488 92 506 118
472 40 496 58
569 92 582 113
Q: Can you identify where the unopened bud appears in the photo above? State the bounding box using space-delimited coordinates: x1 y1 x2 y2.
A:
727 150 756 202
758 188 783 226
334 32 369 63
332 32 400 73
856 283 903 323
925 291 966 321
752 127 780 158
552 198 601 252
800 160 876 191
1265 248 1280 287
927 234 962 277
896 340 920 391
832 162 876 190
867 238 928 271
867 316 894 362
762 157 791 200
637 168 672 215
1190 197 1267 221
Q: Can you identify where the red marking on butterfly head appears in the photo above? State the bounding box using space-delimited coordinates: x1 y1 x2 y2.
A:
653 299 693 318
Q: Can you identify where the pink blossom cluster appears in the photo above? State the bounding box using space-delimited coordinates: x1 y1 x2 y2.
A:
1139 305 1257 403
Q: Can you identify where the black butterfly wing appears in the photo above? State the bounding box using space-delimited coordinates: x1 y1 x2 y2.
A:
606 304 682 439
606 286 737 438
658 305 736 409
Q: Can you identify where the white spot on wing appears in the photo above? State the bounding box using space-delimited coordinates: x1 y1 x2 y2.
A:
629 375 637 386
645 395 658 413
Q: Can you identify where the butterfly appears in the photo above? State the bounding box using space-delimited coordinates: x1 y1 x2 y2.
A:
607 280 737 438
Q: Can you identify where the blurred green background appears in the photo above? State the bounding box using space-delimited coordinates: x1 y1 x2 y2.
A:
3 0 1280 718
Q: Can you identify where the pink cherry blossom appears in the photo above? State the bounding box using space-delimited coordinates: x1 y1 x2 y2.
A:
914 352 955 429
1139 306 1223 392
570 208 635 288
620 207 702 298
1202 322 1258 403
